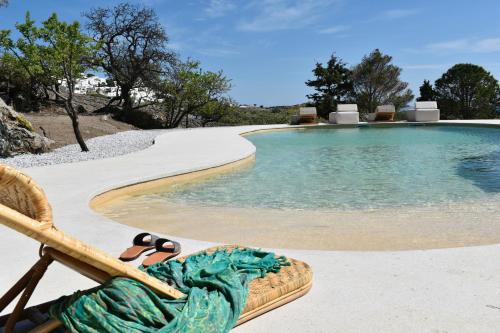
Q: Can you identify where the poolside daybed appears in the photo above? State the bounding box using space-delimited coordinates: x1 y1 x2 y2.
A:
329 104 359 124
407 101 440 122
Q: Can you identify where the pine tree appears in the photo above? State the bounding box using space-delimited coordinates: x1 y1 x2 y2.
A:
351 49 413 116
305 54 353 119
417 80 434 101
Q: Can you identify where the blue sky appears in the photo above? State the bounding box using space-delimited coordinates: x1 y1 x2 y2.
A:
3 0 500 106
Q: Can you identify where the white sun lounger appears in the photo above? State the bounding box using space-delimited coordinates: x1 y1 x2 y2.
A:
407 101 440 122
329 104 359 124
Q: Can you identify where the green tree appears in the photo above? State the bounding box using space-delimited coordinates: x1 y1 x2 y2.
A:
434 64 499 119
0 53 43 110
196 97 236 127
0 12 96 151
305 54 352 118
157 60 231 128
85 2 175 114
351 49 413 116
417 80 435 101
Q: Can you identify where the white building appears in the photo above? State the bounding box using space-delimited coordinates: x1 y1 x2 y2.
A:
73 76 108 95
60 74 157 103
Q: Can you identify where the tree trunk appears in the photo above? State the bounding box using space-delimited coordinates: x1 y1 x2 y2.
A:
71 115 89 152
65 101 89 152
121 87 132 113
55 84 61 102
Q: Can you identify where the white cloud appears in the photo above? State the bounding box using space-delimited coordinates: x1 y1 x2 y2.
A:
427 39 469 51
238 0 339 32
364 8 419 22
318 25 349 34
204 0 236 18
426 38 500 53
475 38 500 52
177 25 240 58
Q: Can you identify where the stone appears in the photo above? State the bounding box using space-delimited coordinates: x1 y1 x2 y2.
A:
119 106 166 129
0 98 53 157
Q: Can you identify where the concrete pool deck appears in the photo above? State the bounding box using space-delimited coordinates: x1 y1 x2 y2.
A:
0 120 500 332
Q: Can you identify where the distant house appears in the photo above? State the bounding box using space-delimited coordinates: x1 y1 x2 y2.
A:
60 74 156 102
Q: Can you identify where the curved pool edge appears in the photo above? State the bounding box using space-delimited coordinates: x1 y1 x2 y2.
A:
1 120 500 332
90 153 256 210
90 120 500 213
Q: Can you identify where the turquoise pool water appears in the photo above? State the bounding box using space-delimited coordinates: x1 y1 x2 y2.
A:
160 125 500 210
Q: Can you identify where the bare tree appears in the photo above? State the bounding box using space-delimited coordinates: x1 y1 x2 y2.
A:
0 0 8 7
84 2 175 114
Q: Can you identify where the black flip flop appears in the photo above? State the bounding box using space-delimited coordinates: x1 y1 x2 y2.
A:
119 233 160 261
142 238 181 267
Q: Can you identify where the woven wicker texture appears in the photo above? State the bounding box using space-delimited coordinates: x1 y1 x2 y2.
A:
0 164 52 226
0 163 184 299
179 245 313 315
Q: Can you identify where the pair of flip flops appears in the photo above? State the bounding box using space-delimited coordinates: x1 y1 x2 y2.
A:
119 233 181 267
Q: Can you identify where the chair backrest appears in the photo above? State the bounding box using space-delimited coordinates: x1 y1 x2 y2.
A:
299 107 317 116
415 101 438 109
337 104 358 112
375 105 395 113
0 164 53 227
0 163 184 299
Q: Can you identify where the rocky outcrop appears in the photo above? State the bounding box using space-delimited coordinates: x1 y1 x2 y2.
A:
0 99 52 157
119 106 167 129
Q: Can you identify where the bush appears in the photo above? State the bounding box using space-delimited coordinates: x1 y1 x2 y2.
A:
217 106 299 126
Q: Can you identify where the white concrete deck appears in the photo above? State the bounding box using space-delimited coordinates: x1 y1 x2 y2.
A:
1 120 500 332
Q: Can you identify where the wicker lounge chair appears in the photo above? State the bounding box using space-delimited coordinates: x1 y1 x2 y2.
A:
0 164 312 332
297 107 317 123
367 105 396 122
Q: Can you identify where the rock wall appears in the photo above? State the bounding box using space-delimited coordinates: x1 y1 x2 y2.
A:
0 98 52 157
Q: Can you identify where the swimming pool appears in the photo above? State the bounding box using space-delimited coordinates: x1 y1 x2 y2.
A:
97 124 500 250
158 125 500 210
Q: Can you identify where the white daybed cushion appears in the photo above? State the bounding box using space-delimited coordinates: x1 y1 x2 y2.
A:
337 104 358 112
415 101 437 109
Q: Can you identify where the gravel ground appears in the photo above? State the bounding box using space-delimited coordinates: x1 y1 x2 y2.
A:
1 130 162 169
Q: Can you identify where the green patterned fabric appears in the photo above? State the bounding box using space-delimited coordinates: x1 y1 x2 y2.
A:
49 248 289 333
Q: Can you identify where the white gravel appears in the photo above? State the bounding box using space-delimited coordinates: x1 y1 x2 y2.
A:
1 130 162 169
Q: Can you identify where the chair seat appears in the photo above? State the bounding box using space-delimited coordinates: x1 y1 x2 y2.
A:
178 245 313 326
